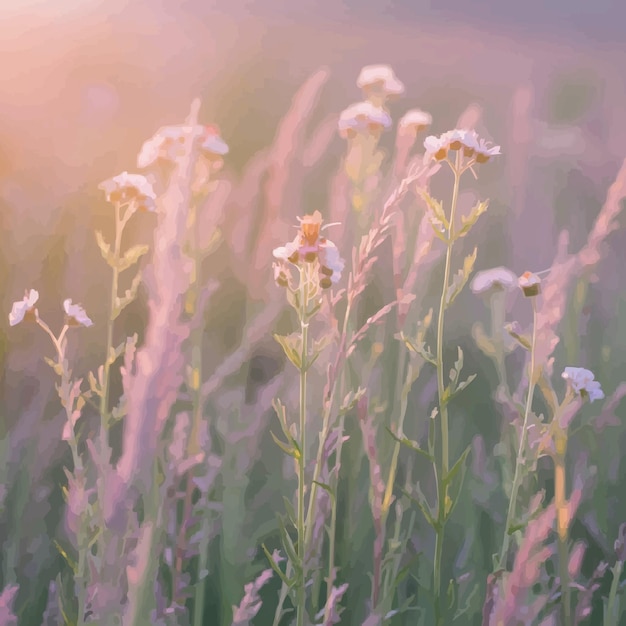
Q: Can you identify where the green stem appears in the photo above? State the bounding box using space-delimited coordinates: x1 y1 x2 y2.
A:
100 201 123 436
297 271 309 626
433 152 461 623
555 430 571 626
605 560 624 626
499 297 538 568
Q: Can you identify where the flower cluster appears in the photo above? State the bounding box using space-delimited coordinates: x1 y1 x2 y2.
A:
98 171 157 211
562 367 604 402
338 102 392 140
356 64 405 101
424 129 501 163
137 124 229 169
273 211 344 290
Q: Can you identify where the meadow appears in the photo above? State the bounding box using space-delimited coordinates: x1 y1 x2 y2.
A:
1 6 626 626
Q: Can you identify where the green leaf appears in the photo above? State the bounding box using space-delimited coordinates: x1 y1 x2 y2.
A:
112 271 143 320
396 332 437 366
270 431 300 459
339 387 367 415
401 485 439 530
261 544 292 588
95 230 116 267
282 496 297 526
505 323 531 350
306 333 334 371
277 515 301 573
117 244 149 272
87 370 101 396
455 200 488 241
312 480 335 502
420 190 450 231
443 445 471 521
54 540 77 575
44 356 63 377
445 248 477 307
386 427 435 463
273 332 303 370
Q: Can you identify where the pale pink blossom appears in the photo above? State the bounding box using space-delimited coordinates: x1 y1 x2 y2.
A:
98 171 156 211
272 210 345 287
9 289 39 326
356 64 405 96
398 109 432 136
470 267 517 294
338 101 392 139
63 299 93 327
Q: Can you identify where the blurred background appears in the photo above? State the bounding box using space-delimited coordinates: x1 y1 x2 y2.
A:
1 0 626 623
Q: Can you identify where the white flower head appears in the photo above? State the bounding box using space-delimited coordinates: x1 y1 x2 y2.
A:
471 267 517 294
63 299 93 327
475 138 502 163
562 367 604 402
398 109 432 136
9 289 39 326
137 124 228 168
98 171 157 212
357 64 405 97
518 271 541 297
338 101 392 139
272 210 345 289
424 129 500 164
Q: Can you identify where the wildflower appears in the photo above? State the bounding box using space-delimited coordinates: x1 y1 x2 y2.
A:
562 367 604 402
272 210 345 288
423 129 500 164
470 267 517 294
98 171 156 211
518 271 541 297
9 289 39 326
356 64 405 99
398 109 432 137
338 102 392 140
63 299 93 327
475 138 502 163
137 124 229 169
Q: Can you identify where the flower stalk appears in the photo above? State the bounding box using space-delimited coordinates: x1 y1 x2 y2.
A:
499 296 538 568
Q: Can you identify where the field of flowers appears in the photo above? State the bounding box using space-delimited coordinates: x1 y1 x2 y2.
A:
1 6 626 625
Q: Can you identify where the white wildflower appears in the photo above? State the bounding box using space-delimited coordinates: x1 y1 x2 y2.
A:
63 299 93 327
562 367 604 402
471 267 517 294
9 289 39 326
98 171 156 211
357 64 405 96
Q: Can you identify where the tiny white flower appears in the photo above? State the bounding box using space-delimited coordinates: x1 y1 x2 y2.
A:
319 240 345 284
338 101 392 139
562 367 604 402
475 138 502 163
98 171 157 211
470 267 517 294
272 240 299 264
9 289 39 326
357 64 405 96
518 271 541 297
137 124 228 168
63 299 93 327
398 109 432 136
424 134 447 160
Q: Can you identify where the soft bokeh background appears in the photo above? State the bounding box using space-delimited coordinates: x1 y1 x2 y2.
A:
1 1 626 624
